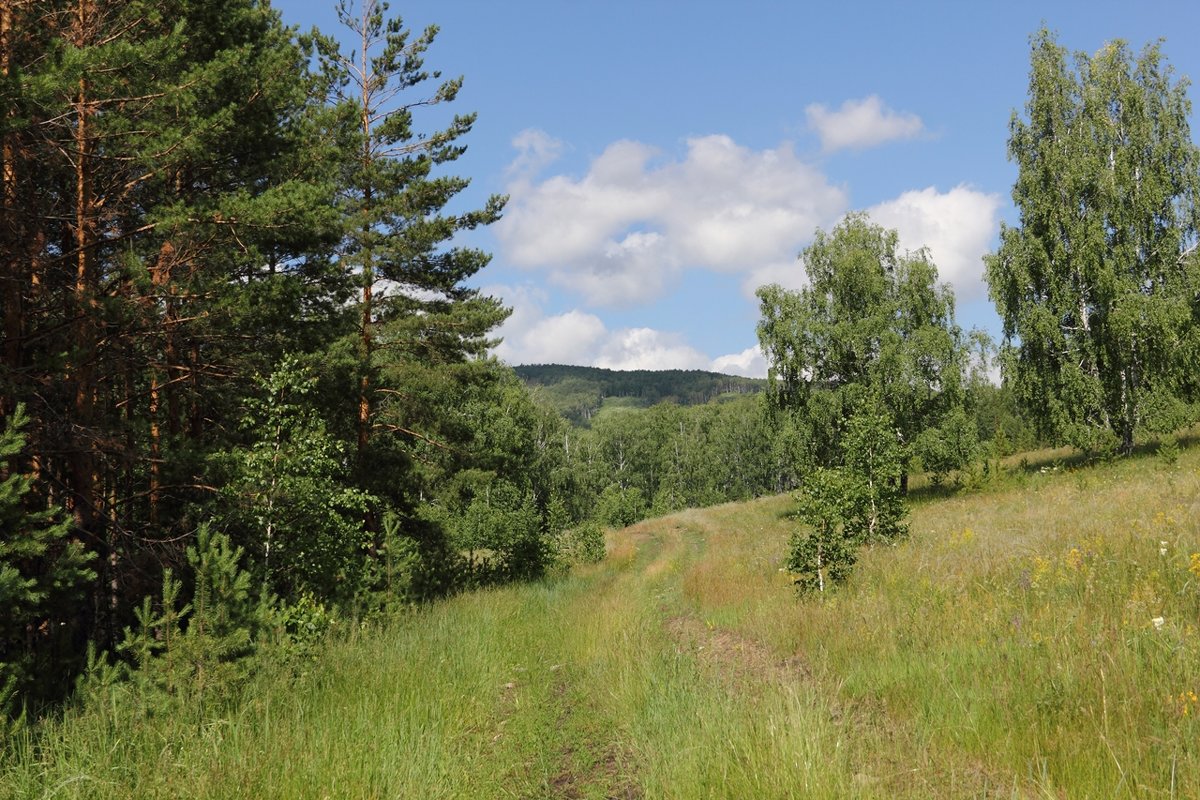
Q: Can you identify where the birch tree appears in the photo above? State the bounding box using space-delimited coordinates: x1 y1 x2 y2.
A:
757 213 971 488
985 30 1200 454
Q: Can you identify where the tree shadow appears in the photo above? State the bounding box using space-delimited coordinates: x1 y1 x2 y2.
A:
905 426 1200 507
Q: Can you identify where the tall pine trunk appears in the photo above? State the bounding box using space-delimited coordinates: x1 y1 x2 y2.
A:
1 0 19 414
69 0 99 539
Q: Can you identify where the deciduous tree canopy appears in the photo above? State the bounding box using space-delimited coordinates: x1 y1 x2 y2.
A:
757 212 973 486
986 29 1200 454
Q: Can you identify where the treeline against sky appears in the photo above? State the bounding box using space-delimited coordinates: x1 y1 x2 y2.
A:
4 0 1197 737
0 0 558 717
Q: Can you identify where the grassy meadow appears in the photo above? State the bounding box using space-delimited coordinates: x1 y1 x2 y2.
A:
6 443 1200 798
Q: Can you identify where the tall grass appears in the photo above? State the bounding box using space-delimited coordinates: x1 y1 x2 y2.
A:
5 443 1200 797
680 445 1200 796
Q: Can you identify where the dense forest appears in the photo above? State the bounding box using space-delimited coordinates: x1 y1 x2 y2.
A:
514 365 764 424
0 0 891 717
3 0 1199 758
0 0 555 716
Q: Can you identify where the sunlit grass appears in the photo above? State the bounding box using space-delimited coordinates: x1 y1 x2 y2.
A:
680 441 1200 796
5 441 1200 797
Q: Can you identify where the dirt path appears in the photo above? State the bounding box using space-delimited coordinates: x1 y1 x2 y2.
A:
647 507 1036 798
489 506 1034 797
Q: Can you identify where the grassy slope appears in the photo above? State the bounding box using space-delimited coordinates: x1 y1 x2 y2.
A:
7 446 1200 798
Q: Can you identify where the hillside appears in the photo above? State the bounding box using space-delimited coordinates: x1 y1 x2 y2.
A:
514 364 765 424
9 443 1200 797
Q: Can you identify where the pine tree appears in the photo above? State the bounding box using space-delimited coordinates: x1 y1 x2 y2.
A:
0 405 94 715
2 0 344 646
305 0 507 508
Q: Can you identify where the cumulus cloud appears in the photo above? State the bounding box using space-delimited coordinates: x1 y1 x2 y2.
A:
805 95 924 153
487 284 607 365
486 282 764 375
595 328 710 372
506 128 566 181
572 231 680 307
866 185 1002 300
495 132 848 308
737 186 1003 301
511 310 608 365
742 259 809 298
710 346 768 379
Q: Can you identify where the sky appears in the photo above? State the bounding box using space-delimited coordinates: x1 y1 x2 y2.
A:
272 0 1200 377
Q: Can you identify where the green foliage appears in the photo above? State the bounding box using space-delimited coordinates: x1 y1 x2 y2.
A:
514 364 765 425
839 403 908 544
305 0 509 506
789 469 858 593
1158 434 1181 467
277 594 338 645
115 570 189 692
107 524 258 712
986 30 1200 454
214 357 375 606
789 403 909 593
969 380 1038 455
757 212 975 486
557 520 607 566
563 393 778 527
0 0 548 721
440 480 550 584
183 525 256 678
913 406 980 487
0 406 94 720
357 513 419 613
12 446 1200 796
544 495 572 539
596 484 649 529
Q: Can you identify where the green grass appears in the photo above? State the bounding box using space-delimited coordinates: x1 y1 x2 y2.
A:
6 443 1200 797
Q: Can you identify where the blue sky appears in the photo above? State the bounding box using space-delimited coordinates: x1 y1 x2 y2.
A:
273 0 1200 376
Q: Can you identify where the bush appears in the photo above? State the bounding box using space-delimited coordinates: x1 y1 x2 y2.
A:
557 521 606 565
789 469 857 592
789 404 909 593
913 407 979 488
1158 434 1181 467
596 484 647 528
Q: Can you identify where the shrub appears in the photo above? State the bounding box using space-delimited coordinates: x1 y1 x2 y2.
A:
789 469 858 593
558 521 606 565
596 484 647 528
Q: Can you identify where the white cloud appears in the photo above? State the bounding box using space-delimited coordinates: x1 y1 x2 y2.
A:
710 346 767 379
568 230 681 307
742 259 809 298
487 283 607 365
506 128 566 181
737 186 1003 302
485 282 760 375
805 95 924 153
514 310 608 365
499 139 665 269
867 185 1002 300
495 132 847 308
595 328 710 372
489 130 1001 375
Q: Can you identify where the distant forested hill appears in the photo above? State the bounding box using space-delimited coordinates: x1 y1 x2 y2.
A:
513 364 765 424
